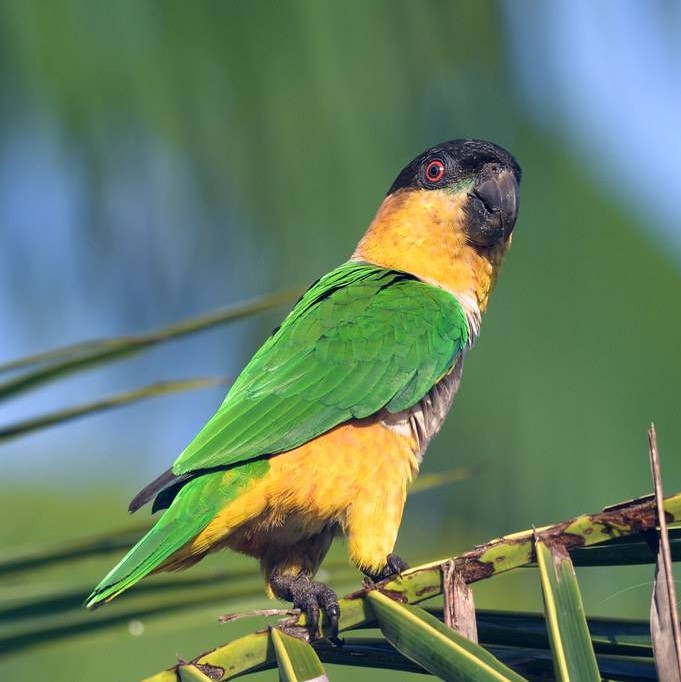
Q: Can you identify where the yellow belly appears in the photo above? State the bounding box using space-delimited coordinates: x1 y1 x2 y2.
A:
161 416 419 576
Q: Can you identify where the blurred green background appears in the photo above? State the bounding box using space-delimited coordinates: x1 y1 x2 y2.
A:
1 1 680 680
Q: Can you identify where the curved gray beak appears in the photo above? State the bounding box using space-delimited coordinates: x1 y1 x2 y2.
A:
472 168 519 238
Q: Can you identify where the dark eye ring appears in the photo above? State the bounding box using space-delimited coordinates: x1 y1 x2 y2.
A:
425 159 445 183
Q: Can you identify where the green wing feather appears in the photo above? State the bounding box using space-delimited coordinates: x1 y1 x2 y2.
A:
172 261 469 476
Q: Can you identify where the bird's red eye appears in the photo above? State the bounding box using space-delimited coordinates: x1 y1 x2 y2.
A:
425 159 445 183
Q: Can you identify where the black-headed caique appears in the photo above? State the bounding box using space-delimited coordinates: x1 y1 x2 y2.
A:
87 139 521 636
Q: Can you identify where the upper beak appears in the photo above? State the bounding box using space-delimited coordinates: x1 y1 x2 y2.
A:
471 168 519 238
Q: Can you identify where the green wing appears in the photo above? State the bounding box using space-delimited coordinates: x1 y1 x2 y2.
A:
172 261 469 476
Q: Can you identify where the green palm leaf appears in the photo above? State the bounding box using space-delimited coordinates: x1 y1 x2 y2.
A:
271 627 328 682
535 537 599 681
367 590 525 681
140 490 680 681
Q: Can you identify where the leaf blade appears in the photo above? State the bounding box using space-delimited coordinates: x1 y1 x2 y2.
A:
0 287 301 401
0 377 225 444
270 628 328 682
367 590 526 681
535 538 599 681
135 490 681 681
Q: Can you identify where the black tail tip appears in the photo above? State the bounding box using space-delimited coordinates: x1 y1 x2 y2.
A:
128 468 179 513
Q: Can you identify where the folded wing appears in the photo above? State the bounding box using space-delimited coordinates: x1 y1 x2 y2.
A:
171 261 469 477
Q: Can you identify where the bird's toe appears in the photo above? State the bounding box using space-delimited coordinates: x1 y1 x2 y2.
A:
386 553 409 575
271 572 340 640
363 553 410 583
314 583 340 639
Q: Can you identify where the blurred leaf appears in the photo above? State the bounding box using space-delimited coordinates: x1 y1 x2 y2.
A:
0 574 269 658
0 526 151 577
312 636 426 674
0 339 129 375
0 287 302 402
0 464 476 578
0 377 225 444
0 527 144 577
535 538 599 681
570 529 681 566
409 466 475 494
366 590 526 681
472 609 652 655
271 627 328 682
0 570 258 623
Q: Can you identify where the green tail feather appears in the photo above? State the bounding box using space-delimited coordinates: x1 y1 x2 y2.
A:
85 485 212 607
85 460 269 608
85 525 195 607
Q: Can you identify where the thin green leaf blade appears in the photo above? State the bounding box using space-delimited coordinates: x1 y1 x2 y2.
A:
367 590 526 681
0 338 124 375
0 526 147 577
0 377 224 444
535 537 599 681
0 287 300 402
271 628 328 682
0 574 269 658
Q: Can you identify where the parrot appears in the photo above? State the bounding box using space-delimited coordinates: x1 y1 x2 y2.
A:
86 138 521 637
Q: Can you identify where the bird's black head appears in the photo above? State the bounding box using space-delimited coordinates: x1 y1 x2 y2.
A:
387 139 522 247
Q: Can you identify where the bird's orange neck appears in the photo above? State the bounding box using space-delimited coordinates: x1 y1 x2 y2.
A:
352 189 510 314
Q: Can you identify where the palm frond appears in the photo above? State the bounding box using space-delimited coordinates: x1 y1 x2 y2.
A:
142 490 681 681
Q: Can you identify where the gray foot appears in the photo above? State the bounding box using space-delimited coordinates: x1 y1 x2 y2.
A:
270 572 340 640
